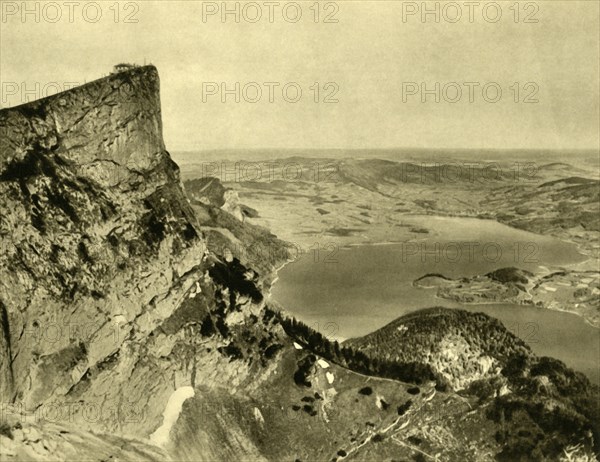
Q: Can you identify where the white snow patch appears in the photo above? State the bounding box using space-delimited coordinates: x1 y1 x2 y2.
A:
113 315 127 325
544 286 557 292
424 390 436 402
326 372 334 384
498 384 511 396
150 386 195 447
188 283 200 299
317 359 330 369
293 342 303 350
253 407 265 425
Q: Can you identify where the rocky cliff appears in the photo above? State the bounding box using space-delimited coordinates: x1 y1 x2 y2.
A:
0 66 291 458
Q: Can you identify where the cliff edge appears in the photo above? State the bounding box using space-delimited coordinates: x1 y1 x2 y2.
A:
0 66 288 456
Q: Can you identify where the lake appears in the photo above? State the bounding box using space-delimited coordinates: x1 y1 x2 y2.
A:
271 216 599 383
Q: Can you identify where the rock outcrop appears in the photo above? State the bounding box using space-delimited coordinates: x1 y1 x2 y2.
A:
0 66 289 456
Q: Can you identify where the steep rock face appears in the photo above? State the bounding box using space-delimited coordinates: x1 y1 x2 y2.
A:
185 177 227 208
183 176 291 278
0 66 287 444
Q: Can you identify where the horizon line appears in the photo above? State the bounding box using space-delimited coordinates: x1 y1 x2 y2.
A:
171 147 600 153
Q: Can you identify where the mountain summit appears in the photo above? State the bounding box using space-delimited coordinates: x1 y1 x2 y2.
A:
0 66 292 456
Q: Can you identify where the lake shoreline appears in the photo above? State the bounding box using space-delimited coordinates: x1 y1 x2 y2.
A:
270 216 598 382
271 214 597 331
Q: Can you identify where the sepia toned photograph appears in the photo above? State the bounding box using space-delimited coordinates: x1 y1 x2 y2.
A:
0 1 599 460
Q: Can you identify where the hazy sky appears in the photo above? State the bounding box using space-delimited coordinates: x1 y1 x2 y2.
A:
1 0 598 151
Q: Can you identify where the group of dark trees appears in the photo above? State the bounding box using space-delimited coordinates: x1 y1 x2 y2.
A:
276 307 600 460
347 307 532 371
278 314 445 388
470 353 600 460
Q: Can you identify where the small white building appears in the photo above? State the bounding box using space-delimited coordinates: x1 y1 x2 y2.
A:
111 63 139 74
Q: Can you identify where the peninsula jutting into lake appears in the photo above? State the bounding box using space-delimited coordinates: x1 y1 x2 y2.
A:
1 1 599 461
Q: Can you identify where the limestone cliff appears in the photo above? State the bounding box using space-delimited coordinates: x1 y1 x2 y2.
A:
0 66 289 457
